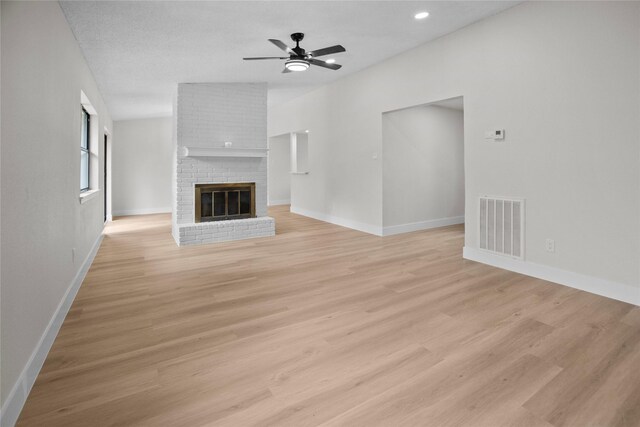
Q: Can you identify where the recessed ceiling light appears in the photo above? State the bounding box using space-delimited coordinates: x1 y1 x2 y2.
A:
414 11 429 20
325 58 336 64
305 130 310 133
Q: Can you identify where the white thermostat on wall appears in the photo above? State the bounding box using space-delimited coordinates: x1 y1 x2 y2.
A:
484 129 505 140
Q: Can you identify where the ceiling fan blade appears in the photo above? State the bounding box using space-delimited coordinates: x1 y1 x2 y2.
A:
243 57 289 60
282 68 292 74
308 45 346 58
308 58 342 70
269 39 295 54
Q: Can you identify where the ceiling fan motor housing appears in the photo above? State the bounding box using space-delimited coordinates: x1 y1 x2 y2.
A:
290 33 306 57
290 33 305 43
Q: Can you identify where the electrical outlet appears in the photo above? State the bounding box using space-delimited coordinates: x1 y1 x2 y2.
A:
545 239 555 253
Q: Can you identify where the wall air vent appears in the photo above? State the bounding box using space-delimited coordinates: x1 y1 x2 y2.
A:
479 196 524 259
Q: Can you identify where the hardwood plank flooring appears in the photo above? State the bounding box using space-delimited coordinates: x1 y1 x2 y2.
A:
17 206 640 426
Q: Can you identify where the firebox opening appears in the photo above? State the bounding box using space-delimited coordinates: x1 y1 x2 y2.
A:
195 183 255 222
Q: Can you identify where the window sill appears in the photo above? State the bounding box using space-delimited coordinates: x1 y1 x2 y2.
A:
79 189 100 204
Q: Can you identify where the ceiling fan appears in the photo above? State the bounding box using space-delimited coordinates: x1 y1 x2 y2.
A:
243 33 345 73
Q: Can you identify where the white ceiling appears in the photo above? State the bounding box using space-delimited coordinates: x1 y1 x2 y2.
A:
59 1 520 121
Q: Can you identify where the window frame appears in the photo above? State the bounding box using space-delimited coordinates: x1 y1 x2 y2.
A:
80 106 90 192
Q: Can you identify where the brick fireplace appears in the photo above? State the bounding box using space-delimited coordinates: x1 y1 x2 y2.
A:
171 83 275 246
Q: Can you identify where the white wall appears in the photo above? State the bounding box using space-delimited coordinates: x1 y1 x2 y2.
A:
382 104 464 231
269 1 640 298
112 117 173 216
269 87 382 234
1 2 113 424
294 133 309 173
268 134 291 205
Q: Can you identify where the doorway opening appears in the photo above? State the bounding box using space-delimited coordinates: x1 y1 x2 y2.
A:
381 96 465 235
267 130 310 208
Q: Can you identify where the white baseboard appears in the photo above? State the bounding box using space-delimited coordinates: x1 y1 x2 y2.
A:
268 199 291 206
290 206 383 236
463 247 640 306
382 216 464 236
112 207 171 216
0 233 104 427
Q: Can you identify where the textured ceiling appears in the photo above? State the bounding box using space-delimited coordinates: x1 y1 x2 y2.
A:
60 1 520 120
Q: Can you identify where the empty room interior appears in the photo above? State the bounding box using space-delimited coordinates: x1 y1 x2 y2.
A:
1 1 640 426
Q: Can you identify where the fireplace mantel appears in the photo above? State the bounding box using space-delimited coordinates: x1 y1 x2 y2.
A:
181 146 268 158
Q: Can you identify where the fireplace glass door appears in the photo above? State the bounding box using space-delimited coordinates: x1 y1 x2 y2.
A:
195 183 255 222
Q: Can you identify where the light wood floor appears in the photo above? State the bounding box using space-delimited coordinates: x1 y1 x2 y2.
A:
18 206 640 426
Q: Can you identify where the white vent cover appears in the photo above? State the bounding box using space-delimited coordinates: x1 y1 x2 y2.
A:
479 196 524 259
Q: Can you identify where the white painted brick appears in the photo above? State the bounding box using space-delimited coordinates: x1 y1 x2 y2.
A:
175 217 275 245
174 83 272 242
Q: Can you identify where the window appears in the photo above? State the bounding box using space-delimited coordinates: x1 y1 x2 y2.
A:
80 107 90 192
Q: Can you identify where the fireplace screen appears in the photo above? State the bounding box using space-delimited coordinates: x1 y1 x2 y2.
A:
195 183 255 222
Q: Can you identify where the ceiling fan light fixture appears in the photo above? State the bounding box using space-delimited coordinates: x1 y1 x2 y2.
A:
245 34 345 73
285 59 310 72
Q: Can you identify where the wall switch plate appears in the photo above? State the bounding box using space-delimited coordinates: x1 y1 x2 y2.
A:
545 239 555 253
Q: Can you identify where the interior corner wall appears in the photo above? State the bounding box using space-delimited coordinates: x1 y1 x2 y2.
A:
268 1 640 292
1 1 113 423
268 134 291 205
112 117 173 216
382 105 464 230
